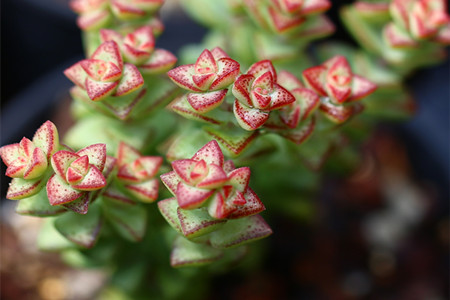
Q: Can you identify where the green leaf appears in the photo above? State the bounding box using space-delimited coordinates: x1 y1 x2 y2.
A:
102 198 147 242
170 236 223 268
177 207 226 239
209 215 272 249
157 198 183 234
54 201 102 248
16 187 66 217
37 218 76 251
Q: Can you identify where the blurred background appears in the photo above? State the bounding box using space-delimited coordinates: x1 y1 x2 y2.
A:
1 0 449 299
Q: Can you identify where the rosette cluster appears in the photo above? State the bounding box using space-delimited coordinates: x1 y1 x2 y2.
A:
0 121 60 199
168 47 240 114
100 25 177 74
46 144 113 213
232 60 296 130
385 0 450 47
64 41 144 102
103 142 162 203
158 140 272 267
302 55 377 123
70 0 165 31
242 0 333 35
160 140 265 219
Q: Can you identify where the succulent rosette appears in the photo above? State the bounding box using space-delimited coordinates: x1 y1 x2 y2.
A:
302 55 377 123
70 0 164 31
100 25 177 74
265 70 320 144
243 0 332 35
160 140 265 219
103 142 162 203
232 60 296 130
385 0 450 47
46 144 108 213
64 40 144 102
168 47 240 114
0 121 60 200
158 140 272 267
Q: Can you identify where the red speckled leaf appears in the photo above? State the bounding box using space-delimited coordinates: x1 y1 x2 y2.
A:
268 6 305 33
187 89 227 113
302 65 327 96
167 64 202 92
64 62 88 89
277 70 304 90
210 47 229 60
247 60 277 81
268 84 295 110
281 114 316 145
71 166 106 191
47 174 84 206
192 140 224 167
196 164 228 189
227 167 251 192
100 29 123 45
204 127 259 157
80 59 122 82
158 198 183 234
23 148 48 180
0 143 21 166
125 178 159 202
176 182 214 209
172 159 198 185
227 188 266 219
210 58 240 91
32 120 60 158
192 73 216 91
140 48 177 74
195 49 218 74
115 63 144 96
349 75 377 102
319 100 363 124
233 100 270 131
117 142 141 166
91 41 123 70
63 192 90 214
232 74 254 107
77 143 107 172
6 177 45 200
51 150 79 180
177 207 226 239
160 170 181 196
85 77 118 101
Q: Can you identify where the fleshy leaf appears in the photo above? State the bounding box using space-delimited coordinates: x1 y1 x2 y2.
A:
191 140 224 167
140 48 177 74
157 197 183 234
51 150 79 180
177 207 226 239
170 236 223 268
7 177 45 200
187 89 227 113
167 64 202 92
32 120 60 158
233 100 270 131
54 202 102 248
15 187 66 216
227 167 251 192
209 215 272 248
47 174 84 206
63 193 90 214
76 143 107 172
85 77 118 101
302 65 327 96
176 182 214 209
227 188 266 219
102 198 147 241
115 63 144 96
124 179 159 202
71 166 106 191
160 171 181 196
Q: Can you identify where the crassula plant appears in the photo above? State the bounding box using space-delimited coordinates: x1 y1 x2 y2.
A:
2 0 448 298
